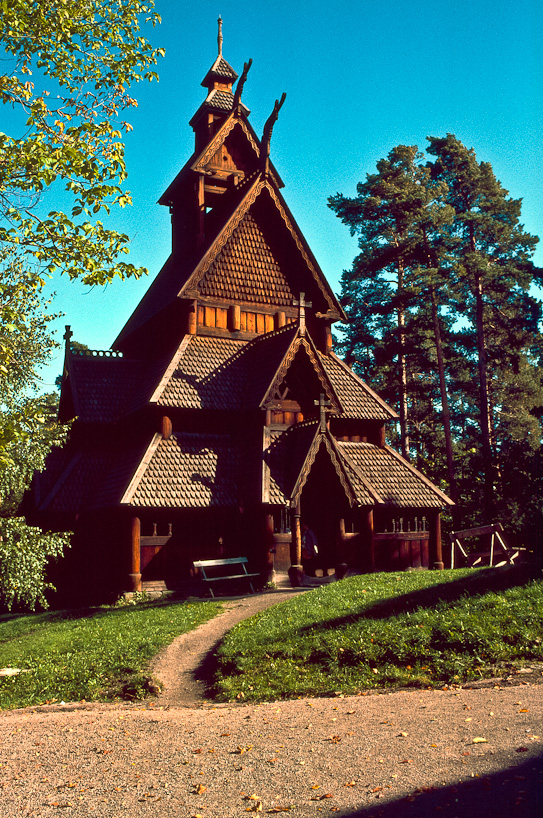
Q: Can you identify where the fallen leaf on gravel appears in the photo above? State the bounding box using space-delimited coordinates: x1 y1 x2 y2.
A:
267 808 293 813
246 800 263 812
518 709 529 713
310 793 333 800
194 784 207 795
398 732 408 737
399 759 413 764
516 747 529 753
472 737 488 744
310 785 320 789
344 781 356 787
234 745 253 754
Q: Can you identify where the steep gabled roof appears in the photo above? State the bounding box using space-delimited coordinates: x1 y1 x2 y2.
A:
264 421 381 508
259 328 341 414
338 441 454 508
121 432 242 508
149 324 342 416
320 352 398 421
159 112 282 208
178 177 344 317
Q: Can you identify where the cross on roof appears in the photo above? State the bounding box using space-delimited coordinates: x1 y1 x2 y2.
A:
315 392 332 429
293 292 312 335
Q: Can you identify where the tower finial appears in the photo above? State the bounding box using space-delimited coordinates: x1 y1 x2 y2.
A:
217 15 223 56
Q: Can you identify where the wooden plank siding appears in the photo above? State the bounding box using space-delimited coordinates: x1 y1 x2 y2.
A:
197 305 291 335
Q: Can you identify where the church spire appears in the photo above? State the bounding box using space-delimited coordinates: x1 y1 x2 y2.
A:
217 15 223 56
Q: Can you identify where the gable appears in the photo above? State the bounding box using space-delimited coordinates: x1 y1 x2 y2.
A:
183 182 344 318
261 334 340 415
199 210 294 306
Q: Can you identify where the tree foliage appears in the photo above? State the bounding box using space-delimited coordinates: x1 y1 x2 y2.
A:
1 0 163 284
329 135 543 533
0 1 164 608
0 254 70 609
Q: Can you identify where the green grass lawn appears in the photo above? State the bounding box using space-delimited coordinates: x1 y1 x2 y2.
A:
0 598 221 710
212 565 543 702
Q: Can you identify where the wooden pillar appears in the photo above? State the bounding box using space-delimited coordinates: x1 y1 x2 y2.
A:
288 503 303 587
363 508 375 572
377 424 386 447
336 517 346 564
429 511 444 569
129 516 142 592
276 310 286 329
264 512 276 585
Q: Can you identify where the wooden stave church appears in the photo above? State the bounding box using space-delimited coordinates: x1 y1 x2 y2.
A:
32 27 453 600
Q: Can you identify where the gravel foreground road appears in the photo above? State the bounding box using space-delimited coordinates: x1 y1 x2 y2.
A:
1 591 542 818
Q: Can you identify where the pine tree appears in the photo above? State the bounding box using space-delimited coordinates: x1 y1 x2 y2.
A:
329 145 457 495
427 134 542 519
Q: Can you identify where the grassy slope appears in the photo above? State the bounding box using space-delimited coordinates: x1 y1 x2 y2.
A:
213 566 543 702
0 598 221 710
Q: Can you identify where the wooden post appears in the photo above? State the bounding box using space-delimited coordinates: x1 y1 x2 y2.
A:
187 299 197 335
289 503 303 586
324 324 333 355
129 516 142 592
230 304 241 332
161 415 172 439
276 310 286 329
365 509 375 572
430 511 444 569
264 512 276 585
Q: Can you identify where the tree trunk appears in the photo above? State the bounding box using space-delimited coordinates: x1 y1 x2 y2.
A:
474 269 495 517
397 259 410 460
429 283 457 507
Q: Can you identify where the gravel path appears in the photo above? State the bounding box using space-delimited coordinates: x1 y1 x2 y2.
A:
1 587 542 818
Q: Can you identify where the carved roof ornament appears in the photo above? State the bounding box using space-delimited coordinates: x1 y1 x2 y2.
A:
233 59 252 112
217 15 223 56
261 92 286 176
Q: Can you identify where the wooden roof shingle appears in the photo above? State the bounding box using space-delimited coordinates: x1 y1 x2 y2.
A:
338 441 453 508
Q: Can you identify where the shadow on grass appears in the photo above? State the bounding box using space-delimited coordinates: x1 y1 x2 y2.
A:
334 752 542 818
0 593 209 631
300 564 541 636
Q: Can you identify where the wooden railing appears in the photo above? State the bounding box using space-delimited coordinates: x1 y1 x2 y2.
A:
449 523 526 568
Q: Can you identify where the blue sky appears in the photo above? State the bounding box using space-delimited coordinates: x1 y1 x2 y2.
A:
31 0 542 389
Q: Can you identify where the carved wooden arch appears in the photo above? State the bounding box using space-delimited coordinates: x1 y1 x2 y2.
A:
290 428 359 509
260 333 341 413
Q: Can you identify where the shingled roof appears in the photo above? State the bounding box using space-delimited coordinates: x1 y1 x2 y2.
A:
121 432 242 508
319 352 397 421
338 441 453 508
62 352 140 424
265 421 380 508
